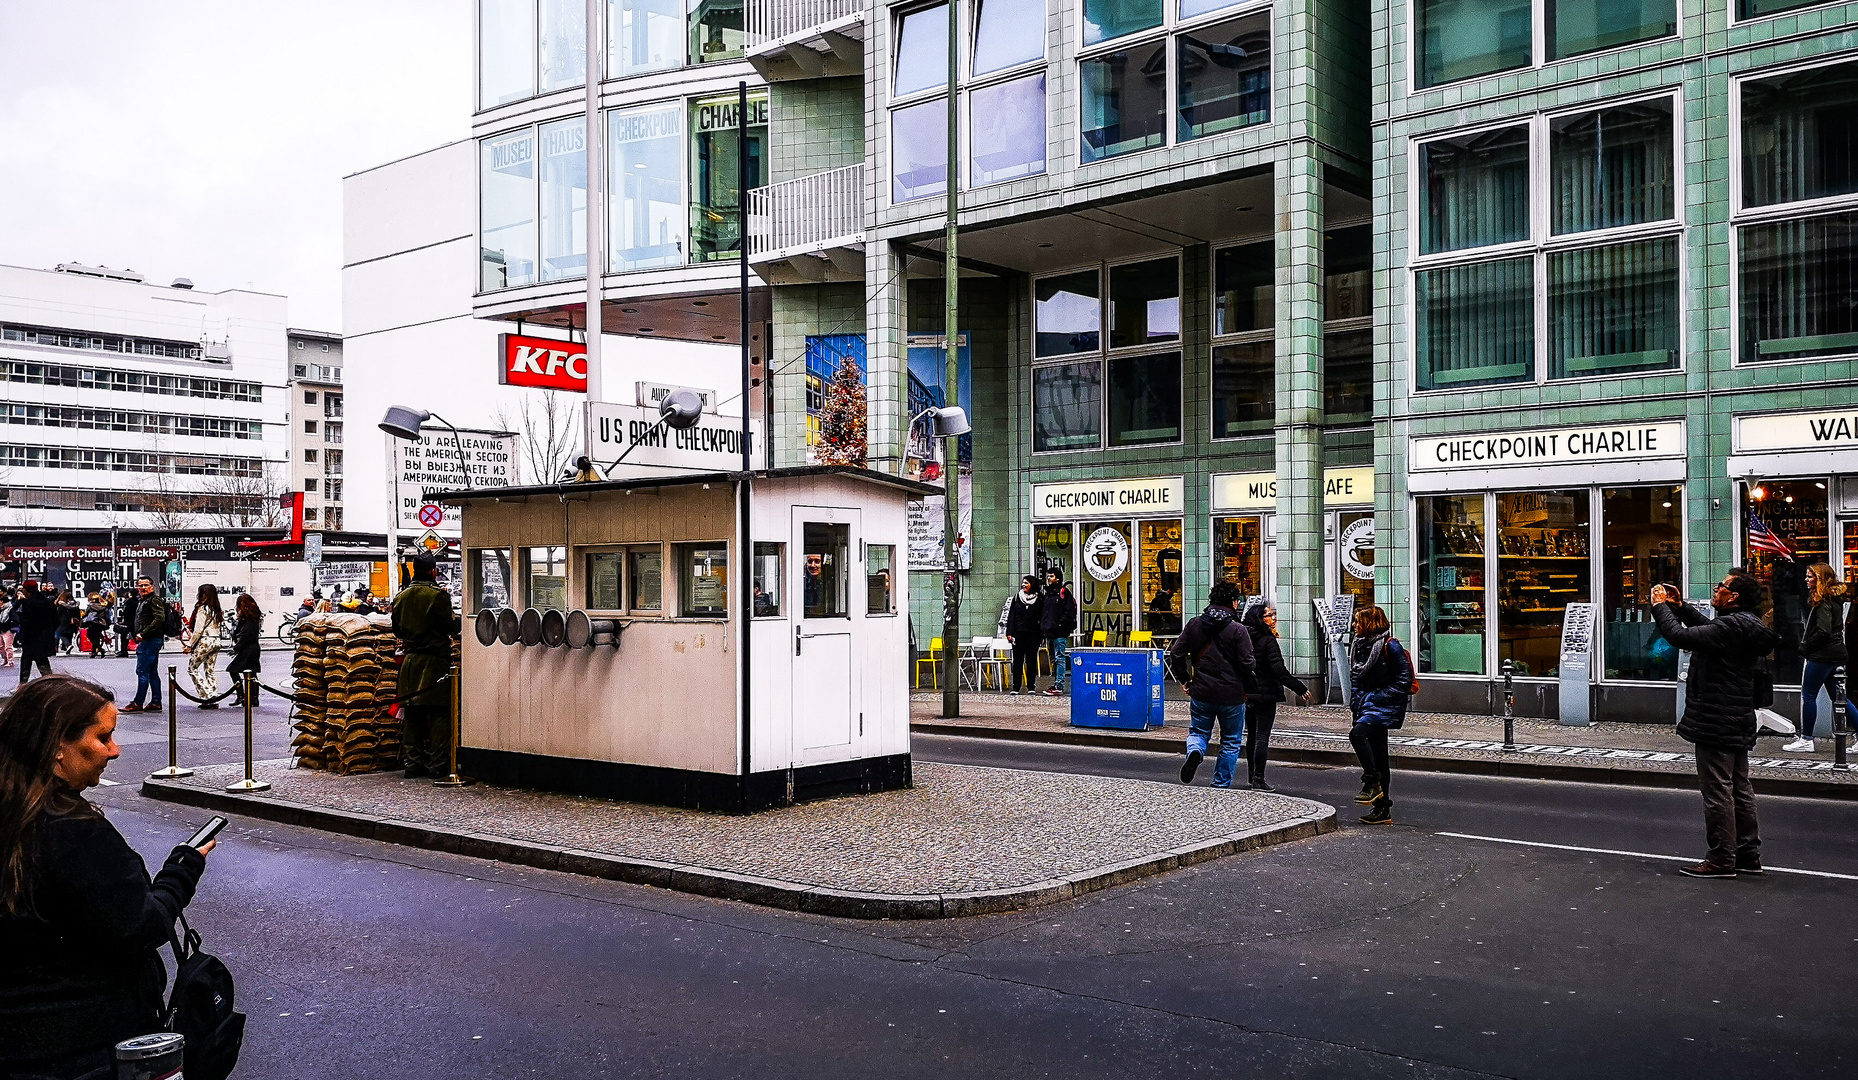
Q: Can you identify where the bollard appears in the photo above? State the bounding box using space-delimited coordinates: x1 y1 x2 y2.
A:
1501 659 1516 752
115 1032 184 1080
1835 664 1850 772
432 663 474 788
148 665 193 779
225 671 270 793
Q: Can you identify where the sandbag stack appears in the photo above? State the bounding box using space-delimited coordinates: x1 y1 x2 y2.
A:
290 613 405 774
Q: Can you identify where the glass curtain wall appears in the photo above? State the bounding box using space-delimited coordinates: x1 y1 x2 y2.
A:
689 0 745 62
480 130 538 291
689 93 767 262
609 0 683 75
609 103 685 271
1738 61 1858 365
537 0 588 92
481 0 538 107
538 116 588 282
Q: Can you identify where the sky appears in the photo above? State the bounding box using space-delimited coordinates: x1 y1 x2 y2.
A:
0 1 472 330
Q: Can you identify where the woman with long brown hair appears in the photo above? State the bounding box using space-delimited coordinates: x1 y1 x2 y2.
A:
184 583 226 707
1787 563 1858 753
1347 604 1413 825
0 675 215 1077
225 593 263 707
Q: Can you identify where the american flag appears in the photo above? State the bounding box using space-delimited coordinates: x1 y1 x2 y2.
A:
1747 512 1796 560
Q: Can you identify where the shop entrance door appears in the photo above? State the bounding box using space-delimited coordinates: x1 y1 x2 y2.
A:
793 508 860 763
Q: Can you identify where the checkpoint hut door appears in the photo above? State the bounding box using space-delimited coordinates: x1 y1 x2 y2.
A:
793 507 861 763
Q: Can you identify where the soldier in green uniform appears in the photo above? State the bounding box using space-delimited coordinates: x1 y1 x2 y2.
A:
392 552 459 779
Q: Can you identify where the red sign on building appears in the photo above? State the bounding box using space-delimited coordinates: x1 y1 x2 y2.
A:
499 333 588 392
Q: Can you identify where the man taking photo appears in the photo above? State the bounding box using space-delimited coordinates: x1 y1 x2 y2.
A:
1650 569 1780 879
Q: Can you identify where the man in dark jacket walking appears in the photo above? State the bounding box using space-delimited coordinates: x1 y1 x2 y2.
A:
393 553 460 779
124 578 167 712
13 581 59 685
1039 568 1078 696
1651 569 1780 879
1168 581 1258 788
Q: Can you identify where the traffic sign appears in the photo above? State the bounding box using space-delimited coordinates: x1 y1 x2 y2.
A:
419 530 444 552
418 504 444 528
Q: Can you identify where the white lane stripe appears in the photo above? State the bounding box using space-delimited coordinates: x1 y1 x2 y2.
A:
1436 831 1858 881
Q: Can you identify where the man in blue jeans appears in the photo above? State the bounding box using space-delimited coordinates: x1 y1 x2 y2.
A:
1167 581 1258 788
1039 567 1077 696
124 577 167 712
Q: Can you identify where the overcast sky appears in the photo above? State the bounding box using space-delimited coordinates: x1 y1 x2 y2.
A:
0 1 471 330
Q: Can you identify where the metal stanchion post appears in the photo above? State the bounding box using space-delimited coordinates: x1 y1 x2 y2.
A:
433 663 473 788
1501 659 1516 752
1834 664 1850 772
225 671 269 792
148 665 192 779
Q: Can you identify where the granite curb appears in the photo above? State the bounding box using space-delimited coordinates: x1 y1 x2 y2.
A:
138 778 1338 919
910 722 1858 801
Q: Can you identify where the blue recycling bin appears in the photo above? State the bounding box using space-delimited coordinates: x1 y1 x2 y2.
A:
1069 648 1166 730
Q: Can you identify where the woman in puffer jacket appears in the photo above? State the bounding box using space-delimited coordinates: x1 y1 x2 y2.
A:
1347 604 1412 825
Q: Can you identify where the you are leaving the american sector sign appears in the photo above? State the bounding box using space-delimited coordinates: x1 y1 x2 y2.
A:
1410 421 1685 471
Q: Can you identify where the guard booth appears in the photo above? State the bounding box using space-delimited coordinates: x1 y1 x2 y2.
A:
436 466 933 812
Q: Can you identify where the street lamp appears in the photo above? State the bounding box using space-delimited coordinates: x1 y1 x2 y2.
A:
910 404 971 440
379 405 472 490
909 405 972 719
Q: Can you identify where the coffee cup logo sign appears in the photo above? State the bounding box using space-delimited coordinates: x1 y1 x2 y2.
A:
1340 517 1375 581
1083 527 1131 583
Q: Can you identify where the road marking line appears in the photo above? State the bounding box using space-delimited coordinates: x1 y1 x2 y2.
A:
1436 832 1858 881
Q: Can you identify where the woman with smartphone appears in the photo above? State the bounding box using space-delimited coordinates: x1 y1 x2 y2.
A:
0 675 216 1079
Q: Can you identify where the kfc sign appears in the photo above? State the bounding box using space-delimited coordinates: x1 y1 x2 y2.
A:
499 334 588 392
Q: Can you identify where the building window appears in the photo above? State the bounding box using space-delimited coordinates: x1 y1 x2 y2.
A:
304 449 317 463
1414 0 1529 89
1496 490 1591 678
1742 480 1829 683
1174 12 1269 142
609 102 685 271
1324 223 1373 426
303 508 319 523
479 0 537 108
304 391 318 404
688 93 767 262
608 0 682 76
1212 238 1274 439
631 547 665 611
587 551 623 608
305 478 318 493
972 0 1043 73
472 548 513 610
688 0 745 62
1416 494 1487 674
538 116 588 282
895 3 949 96
1080 40 1167 163
1213 239 1272 336
1600 486 1682 682
1210 341 1272 438
1083 0 1162 46
1035 270 1100 356
1546 0 1674 62
678 542 728 616
1213 516 1263 595
1418 125 1529 256
970 73 1047 186
1033 258 1182 452
1736 60 1858 366
538 0 587 92
1324 327 1372 426
1738 0 1832 18
480 128 538 290
304 420 317 434
1414 99 1682 389
867 544 895 614
753 542 783 616
526 546 568 609
326 480 343 501
892 97 950 202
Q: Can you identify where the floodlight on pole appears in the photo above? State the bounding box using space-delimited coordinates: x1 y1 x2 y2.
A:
379 405 473 490
910 405 971 439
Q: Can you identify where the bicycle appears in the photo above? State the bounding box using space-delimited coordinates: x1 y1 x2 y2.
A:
276 608 306 644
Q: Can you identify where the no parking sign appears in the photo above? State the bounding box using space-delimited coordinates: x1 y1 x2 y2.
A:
418 504 444 528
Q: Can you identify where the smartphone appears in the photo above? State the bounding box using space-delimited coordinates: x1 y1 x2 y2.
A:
186 816 227 849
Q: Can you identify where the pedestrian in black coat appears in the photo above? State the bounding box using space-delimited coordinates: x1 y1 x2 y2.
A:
1239 602 1312 791
0 675 215 1079
1038 568 1078 695
225 594 263 706
1167 581 1259 788
1003 576 1044 694
14 582 59 685
1650 569 1781 878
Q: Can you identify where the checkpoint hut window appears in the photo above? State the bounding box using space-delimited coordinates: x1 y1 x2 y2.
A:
752 542 783 617
867 544 896 614
471 548 513 612
678 542 728 616
526 546 568 609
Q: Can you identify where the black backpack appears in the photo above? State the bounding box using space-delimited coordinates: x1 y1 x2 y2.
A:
164 603 185 638
165 914 245 1080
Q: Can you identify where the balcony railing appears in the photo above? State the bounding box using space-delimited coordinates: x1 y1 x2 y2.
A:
746 0 861 47
747 164 865 270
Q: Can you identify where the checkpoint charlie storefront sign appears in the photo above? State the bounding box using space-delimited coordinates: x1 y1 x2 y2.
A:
1411 422 1686 472
1031 477 1184 520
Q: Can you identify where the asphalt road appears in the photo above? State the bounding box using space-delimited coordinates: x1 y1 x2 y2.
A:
36 654 1858 1078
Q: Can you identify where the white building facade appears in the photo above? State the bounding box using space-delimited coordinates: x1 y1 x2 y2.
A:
0 262 290 530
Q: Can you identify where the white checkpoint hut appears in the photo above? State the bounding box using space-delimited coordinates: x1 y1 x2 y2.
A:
435 466 934 812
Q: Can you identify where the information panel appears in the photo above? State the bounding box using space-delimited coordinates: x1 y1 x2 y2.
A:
1558 602 1596 727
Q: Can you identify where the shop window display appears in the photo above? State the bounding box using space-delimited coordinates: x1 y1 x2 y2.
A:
1139 520 1184 636
1742 479 1829 683
1496 491 1590 678
1214 517 1262 597
1033 524 1074 586
1416 495 1486 675
1600 486 1682 681
527 546 568 609
1077 521 1134 644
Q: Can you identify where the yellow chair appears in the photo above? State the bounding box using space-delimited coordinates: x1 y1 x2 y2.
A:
1129 630 1154 648
1091 630 1109 646
915 637 944 689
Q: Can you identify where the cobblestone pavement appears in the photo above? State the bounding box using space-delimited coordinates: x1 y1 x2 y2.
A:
157 759 1331 896
911 692 1858 783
